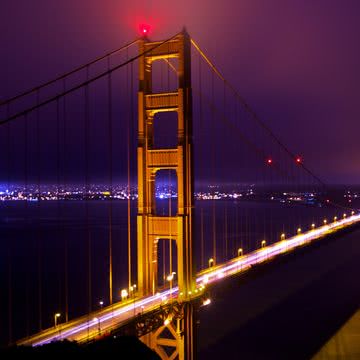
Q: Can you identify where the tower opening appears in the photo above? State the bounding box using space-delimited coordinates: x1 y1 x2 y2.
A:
153 111 178 149
156 238 178 289
155 169 178 216
151 58 179 94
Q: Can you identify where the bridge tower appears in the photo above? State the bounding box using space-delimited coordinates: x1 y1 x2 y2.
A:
137 29 196 359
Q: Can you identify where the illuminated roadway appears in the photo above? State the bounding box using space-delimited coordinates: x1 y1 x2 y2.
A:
18 213 360 347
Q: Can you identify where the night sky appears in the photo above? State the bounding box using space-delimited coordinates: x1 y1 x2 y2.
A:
1 0 360 184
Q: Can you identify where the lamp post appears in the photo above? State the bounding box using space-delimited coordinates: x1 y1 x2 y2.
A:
237 248 243 271
129 284 137 298
129 284 137 316
121 289 128 301
261 240 267 260
54 313 61 328
280 233 287 252
99 300 103 310
208 258 214 268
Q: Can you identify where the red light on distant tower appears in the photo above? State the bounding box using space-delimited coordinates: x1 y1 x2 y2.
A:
139 24 150 36
267 158 273 165
296 156 302 164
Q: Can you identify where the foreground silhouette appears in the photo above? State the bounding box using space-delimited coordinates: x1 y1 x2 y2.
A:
1 336 160 358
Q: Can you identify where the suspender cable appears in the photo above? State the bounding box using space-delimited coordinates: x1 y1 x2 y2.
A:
200 207 204 270
234 100 240 255
163 207 166 285
235 203 239 254
84 66 92 323
223 81 228 261
62 79 69 322
6 104 10 187
6 103 10 192
24 114 29 204
7 244 12 345
198 49 205 270
56 98 62 312
24 112 30 336
169 170 173 279
107 56 113 305
211 71 216 265
36 91 42 331
160 59 166 286
224 204 228 261
167 41 173 285
6 104 12 345
127 50 132 291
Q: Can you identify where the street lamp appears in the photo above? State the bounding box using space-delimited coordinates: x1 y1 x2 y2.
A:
208 258 214 268
323 219 327 225
281 233 285 240
343 213 347 219
311 223 315 229
237 248 243 257
333 216 337 222
93 317 101 335
99 300 104 309
121 289 128 301
261 240 266 248
297 228 301 234
54 313 61 328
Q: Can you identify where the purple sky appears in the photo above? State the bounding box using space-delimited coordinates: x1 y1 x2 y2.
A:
1 0 360 184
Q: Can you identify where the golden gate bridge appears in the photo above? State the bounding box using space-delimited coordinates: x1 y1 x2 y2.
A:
1 28 359 359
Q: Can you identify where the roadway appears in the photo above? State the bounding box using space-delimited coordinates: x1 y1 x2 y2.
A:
17 212 360 347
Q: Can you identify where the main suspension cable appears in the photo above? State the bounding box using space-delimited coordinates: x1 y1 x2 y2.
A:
191 38 326 189
1 32 181 126
0 39 140 106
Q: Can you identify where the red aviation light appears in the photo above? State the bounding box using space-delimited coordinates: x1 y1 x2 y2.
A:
267 158 273 165
139 24 150 36
296 156 302 164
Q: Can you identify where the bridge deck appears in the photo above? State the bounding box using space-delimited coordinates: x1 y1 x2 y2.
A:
17 214 360 347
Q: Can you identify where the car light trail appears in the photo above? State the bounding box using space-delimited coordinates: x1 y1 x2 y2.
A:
19 213 360 347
